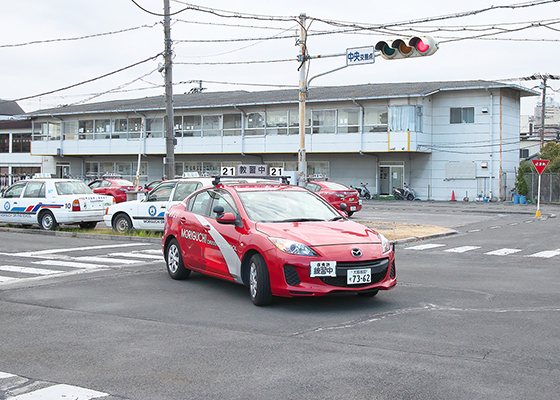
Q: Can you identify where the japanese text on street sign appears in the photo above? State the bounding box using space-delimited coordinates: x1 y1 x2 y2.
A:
532 159 550 175
236 164 268 176
346 46 375 66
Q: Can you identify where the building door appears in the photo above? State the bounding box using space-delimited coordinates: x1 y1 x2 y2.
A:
379 165 404 195
56 164 71 178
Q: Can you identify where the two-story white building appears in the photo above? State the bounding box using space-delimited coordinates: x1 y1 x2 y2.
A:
24 80 537 201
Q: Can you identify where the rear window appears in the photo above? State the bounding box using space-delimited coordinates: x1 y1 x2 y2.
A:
112 179 134 186
322 182 351 191
55 181 94 195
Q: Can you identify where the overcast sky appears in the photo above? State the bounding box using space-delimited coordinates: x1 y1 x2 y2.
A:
1 0 559 115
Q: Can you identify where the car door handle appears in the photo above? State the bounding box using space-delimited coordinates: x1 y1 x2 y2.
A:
160 205 166 208
202 224 211 230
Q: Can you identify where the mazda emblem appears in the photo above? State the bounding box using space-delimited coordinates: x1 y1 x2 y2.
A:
351 248 362 257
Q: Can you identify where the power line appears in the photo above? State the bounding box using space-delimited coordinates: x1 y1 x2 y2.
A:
0 53 162 105
0 23 159 49
174 59 295 65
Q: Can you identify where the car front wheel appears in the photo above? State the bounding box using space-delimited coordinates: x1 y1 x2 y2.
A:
249 253 273 306
39 211 58 230
112 214 132 233
166 238 191 280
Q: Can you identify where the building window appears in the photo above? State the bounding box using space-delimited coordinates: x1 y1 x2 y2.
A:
450 107 474 124
312 110 336 134
245 112 265 136
94 119 111 139
223 114 242 136
389 106 422 132
0 134 9 152
364 107 388 132
146 118 164 138
180 116 201 137
288 110 311 135
202 115 221 137
128 118 143 139
266 111 288 135
79 120 94 140
337 108 360 134
113 119 127 139
520 148 529 159
12 133 31 153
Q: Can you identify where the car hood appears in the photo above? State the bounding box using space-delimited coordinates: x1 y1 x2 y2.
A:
255 220 381 246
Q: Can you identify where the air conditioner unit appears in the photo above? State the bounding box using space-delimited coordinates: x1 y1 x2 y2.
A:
56 148 63 157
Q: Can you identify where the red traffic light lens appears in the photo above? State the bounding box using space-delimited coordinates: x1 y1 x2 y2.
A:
416 39 430 53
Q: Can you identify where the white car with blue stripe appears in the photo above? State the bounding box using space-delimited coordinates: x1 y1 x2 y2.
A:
0 177 115 230
104 175 283 233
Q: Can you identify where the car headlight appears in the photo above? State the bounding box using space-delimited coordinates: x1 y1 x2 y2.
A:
378 232 391 253
268 237 318 257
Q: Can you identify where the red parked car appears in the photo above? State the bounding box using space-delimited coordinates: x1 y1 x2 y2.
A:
305 180 362 216
162 178 396 306
88 178 135 203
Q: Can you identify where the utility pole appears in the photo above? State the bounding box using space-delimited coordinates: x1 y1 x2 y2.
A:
520 73 560 151
163 0 175 179
297 13 307 186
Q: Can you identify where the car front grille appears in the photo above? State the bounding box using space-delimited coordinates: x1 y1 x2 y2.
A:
320 258 390 288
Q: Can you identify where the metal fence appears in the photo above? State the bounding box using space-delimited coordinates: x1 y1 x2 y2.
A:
524 173 560 204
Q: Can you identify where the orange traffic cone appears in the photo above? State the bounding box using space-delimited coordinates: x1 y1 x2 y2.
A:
451 191 456 201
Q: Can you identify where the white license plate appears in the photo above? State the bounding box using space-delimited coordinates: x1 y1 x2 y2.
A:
310 261 337 277
350 206 357 211
347 268 371 285
358 200 362 205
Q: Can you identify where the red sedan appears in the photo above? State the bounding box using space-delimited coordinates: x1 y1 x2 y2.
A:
88 178 136 203
162 179 396 306
305 180 362 216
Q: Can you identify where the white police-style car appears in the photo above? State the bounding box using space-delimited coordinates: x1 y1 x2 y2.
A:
104 174 283 233
0 175 115 230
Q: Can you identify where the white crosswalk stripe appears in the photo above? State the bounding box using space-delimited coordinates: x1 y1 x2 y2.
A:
0 266 63 275
0 276 20 283
107 252 163 260
484 248 522 256
525 249 560 258
406 243 446 250
0 371 109 399
32 260 107 269
445 246 481 253
71 256 138 264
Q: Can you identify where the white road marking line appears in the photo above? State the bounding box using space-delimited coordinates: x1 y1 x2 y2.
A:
0 266 62 275
525 250 560 258
33 260 106 269
0 371 16 378
445 246 481 253
485 248 522 256
489 226 501 229
107 252 163 260
0 276 20 283
5 243 151 257
8 383 108 399
140 249 163 255
72 256 138 264
467 229 482 233
406 244 446 250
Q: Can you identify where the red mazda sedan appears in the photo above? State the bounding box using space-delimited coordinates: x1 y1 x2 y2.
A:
305 180 362 216
88 178 136 203
162 179 396 306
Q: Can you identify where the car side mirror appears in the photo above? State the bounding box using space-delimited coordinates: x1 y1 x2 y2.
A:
340 203 348 211
213 205 242 227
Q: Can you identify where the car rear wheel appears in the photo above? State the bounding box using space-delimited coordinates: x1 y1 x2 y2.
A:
112 214 132 233
347 211 354 217
357 289 379 298
39 211 58 230
79 221 97 229
166 238 191 280
249 253 273 306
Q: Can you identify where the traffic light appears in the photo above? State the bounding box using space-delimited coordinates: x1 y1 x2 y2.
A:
375 36 438 60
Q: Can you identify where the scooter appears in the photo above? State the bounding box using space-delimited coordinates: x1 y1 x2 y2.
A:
393 186 405 200
402 183 418 201
355 182 372 199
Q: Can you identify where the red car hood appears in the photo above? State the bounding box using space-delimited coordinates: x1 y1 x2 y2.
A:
255 220 381 246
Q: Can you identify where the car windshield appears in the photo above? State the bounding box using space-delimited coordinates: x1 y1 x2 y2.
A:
238 190 342 223
55 181 94 195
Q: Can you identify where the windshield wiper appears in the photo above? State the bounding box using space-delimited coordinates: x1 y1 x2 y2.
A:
277 218 325 223
330 216 345 221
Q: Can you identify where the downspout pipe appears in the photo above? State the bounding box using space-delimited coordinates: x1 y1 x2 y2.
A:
486 89 494 200
233 105 246 156
352 99 365 155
